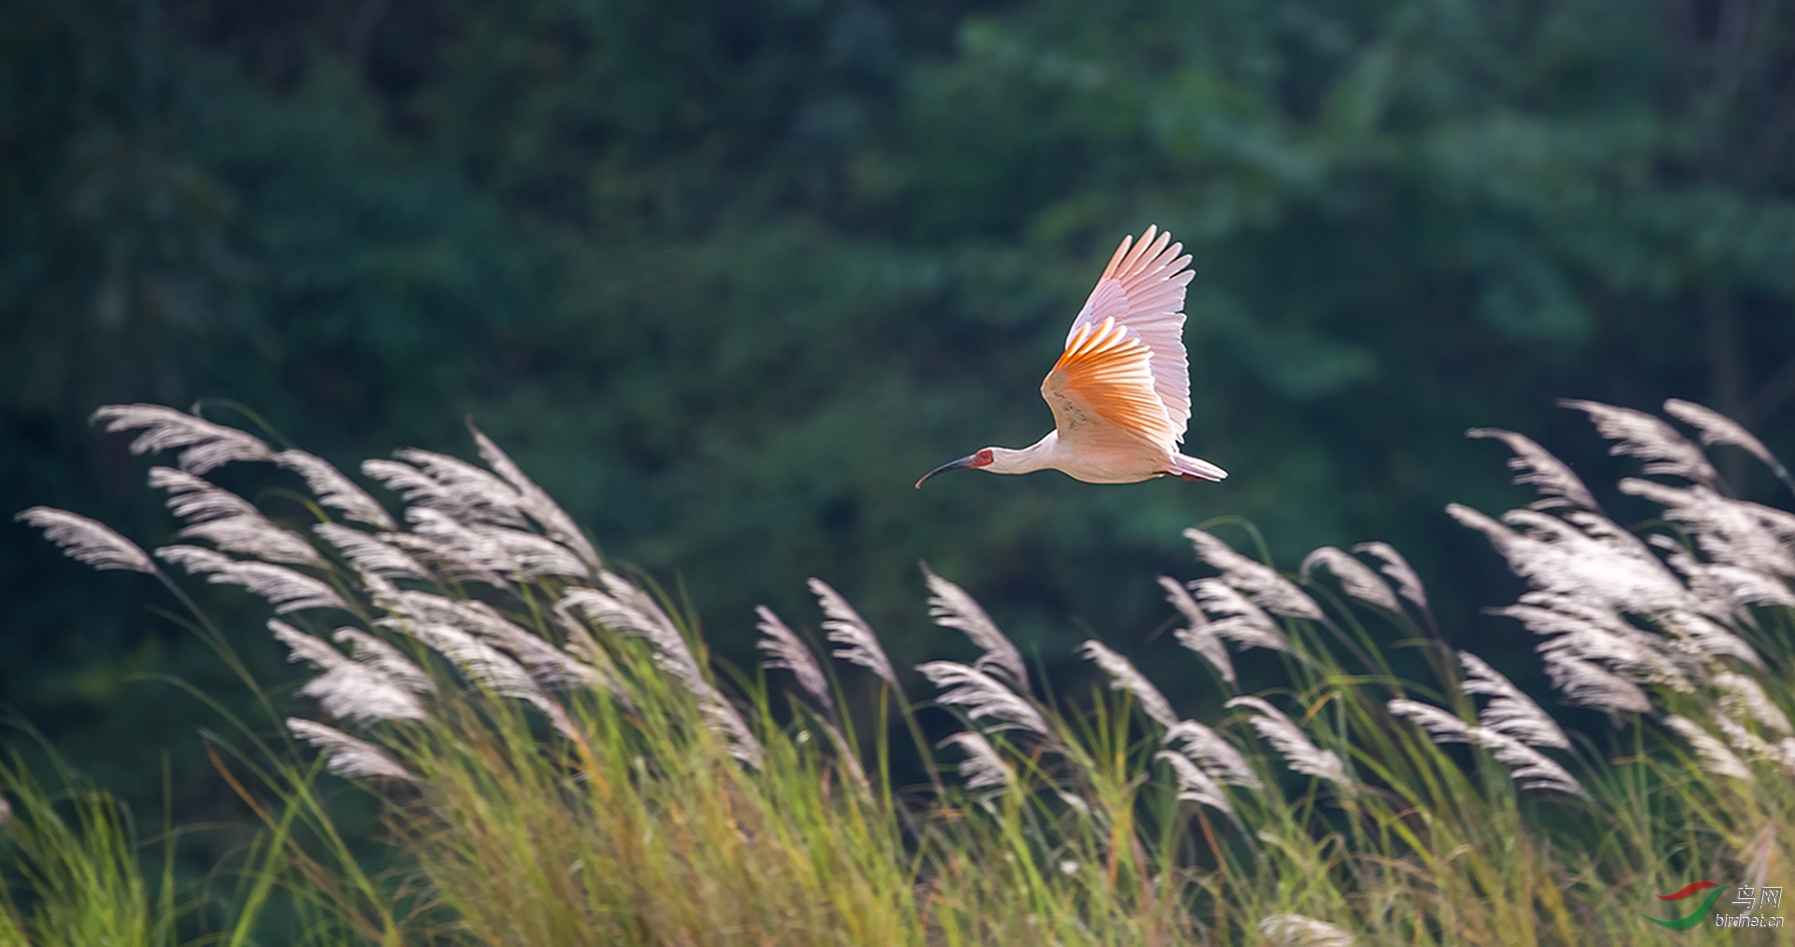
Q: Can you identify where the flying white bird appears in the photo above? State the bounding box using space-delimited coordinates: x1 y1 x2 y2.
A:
916 225 1228 488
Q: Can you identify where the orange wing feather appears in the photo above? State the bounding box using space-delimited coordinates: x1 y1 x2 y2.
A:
1041 317 1178 452
1066 226 1195 444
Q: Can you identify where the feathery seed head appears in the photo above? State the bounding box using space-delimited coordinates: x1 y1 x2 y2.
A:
756 606 833 710
810 578 897 687
1561 399 1717 486
385 512 515 590
273 621 427 724
1300 546 1401 612
917 661 1049 738
275 450 396 530
1664 715 1754 782
395 620 551 713
16 507 156 575
315 524 428 580
1541 650 1653 715
1163 719 1260 789
149 473 322 565
1186 529 1324 620
392 448 530 528
147 467 258 522
1467 428 1599 511
1623 479 1795 579
468 426 601 570
1714 672 1792 736
156 546 345 613
1161 575 1236 683
331 627 436 695
1189 579 1291 653
922 564 1029 692
556 583 760 766
287 719 415 782
1077 640 1178 729
1386 699 1473 744
1226 696 1352 790
1663 399 1788 482
1505 595 1690 692
1351 542 1429 612
93 404 274 474
1389 696 1581 795
1457 652 1571 749
1156 750 1235 819
1471 729 1586 797
938 731 1014 795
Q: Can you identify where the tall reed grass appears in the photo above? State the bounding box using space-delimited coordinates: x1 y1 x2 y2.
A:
10 398 1794 944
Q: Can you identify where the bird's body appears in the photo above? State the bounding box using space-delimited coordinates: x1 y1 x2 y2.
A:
917 226 1227 488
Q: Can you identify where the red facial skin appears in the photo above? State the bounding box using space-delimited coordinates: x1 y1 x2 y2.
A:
914 447 997 488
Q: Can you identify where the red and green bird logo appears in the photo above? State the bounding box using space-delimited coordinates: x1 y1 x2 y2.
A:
1646 881 1726 930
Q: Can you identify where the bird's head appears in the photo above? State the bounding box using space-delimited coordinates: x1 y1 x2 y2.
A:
914 448 996 489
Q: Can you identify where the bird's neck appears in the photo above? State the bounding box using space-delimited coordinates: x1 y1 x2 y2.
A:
987 433 1060 475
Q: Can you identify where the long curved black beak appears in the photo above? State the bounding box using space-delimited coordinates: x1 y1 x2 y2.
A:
915 454 978 489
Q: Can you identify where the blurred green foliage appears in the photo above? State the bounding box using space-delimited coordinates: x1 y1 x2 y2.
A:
4 0 1794 829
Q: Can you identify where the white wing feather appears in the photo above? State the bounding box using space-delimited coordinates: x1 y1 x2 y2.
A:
1064 225 1195 443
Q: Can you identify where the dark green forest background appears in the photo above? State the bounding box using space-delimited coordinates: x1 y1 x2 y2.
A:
4 0 1794 832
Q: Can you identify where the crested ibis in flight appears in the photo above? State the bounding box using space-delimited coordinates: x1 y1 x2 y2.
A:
916 226 1227 488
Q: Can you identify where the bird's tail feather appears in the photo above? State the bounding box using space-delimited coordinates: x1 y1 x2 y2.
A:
1170 454 1227 482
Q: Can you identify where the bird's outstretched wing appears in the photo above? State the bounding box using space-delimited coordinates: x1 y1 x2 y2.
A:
1062 226 1194 443
1041 316 1179 454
